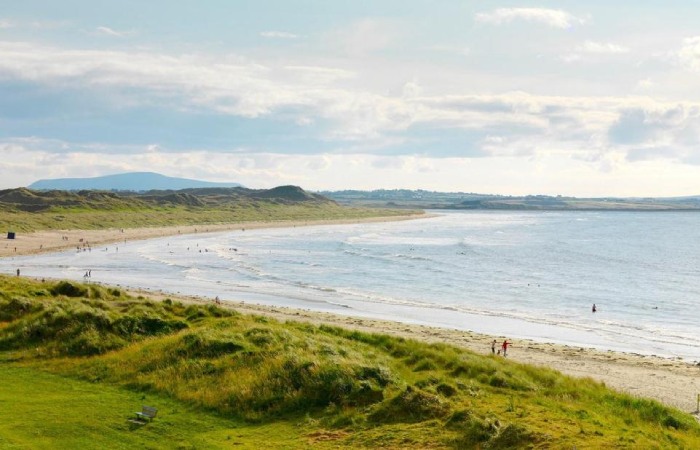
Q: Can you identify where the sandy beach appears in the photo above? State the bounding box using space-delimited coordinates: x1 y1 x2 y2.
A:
3 216 699 418
0 214 426 258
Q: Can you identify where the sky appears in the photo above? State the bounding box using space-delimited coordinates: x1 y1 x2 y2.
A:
1 1 700 196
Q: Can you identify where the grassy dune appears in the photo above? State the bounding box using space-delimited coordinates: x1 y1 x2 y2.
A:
0 187 417 233
0 203 413 233
1 275 698 448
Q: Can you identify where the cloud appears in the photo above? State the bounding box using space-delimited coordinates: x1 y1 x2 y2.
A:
677 36 700 71
475 8 585 29
421 44 470 58
0 19 14 29
95 26 133 38
577 40 629 54
283 65 355 84
636 78 653 90
607 105 700 165
330 18 403 56
260 31 298 39
371 156 406 169
3 40 700 169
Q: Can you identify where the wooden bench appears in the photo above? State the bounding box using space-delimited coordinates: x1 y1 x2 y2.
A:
128 405 158 425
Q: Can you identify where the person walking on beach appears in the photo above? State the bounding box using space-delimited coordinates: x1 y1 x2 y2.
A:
592 303 597 313
491 340 497 354
501 339 511 357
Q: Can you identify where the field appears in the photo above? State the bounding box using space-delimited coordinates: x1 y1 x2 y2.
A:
0 275 698 449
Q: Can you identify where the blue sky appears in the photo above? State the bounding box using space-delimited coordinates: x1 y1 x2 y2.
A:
2 1 700 195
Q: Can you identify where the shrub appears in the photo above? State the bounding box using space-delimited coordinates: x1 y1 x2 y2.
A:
369 386 449 424
0 297 44 321
50 281 87 298
244 327 279 347
179 332 245 358
62 327 126 356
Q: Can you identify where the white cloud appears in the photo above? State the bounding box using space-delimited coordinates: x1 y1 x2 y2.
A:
561 54 582 64
0 19 14 29
402 80 422 98
636 78 653 90
5 142 700 196
577 40 629 54
95 26 132 38
283 65 355 84
475 8 585 29
330 18 402 56
421 44 470 57
260 30 298 39
677 36 700 71
3 40 700 175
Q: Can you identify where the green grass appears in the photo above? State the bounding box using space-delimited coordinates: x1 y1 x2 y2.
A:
1 275 699 449
0 187 419 233
0 365 346 449
0 203 414 233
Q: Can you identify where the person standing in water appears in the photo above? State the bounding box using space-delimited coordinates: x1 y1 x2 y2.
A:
592 304 597 313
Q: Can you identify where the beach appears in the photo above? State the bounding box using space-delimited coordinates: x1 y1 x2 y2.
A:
3 216 700 418
0 214 425 258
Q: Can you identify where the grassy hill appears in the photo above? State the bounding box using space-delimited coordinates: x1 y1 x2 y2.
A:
0 186 415 232
0 275 698 448
323 189 700 211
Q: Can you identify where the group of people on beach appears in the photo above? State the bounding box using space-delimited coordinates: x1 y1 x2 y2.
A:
490 304 599 356
491 339 511 357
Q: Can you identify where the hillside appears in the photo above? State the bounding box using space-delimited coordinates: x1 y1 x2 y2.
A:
0 186 416 233
0 275 698 448
323 189 700 211
28 172 243 191
0 186 332 213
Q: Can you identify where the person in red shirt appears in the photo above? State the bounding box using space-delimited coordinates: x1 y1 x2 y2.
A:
501 339 511 357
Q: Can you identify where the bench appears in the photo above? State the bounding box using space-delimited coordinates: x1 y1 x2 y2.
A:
128 405 158 425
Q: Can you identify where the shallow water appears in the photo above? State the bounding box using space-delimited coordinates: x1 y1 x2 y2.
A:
3 211 700 360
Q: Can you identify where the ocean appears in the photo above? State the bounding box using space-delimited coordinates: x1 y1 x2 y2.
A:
3 211 699 360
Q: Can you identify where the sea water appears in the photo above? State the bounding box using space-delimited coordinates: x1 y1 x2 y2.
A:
3 211 699 360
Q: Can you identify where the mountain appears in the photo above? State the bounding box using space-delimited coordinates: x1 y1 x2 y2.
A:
28 172 242 192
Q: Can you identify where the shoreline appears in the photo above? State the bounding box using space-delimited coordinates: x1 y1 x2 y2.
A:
132 287 700 417
3 215 699 418
0 213 428 258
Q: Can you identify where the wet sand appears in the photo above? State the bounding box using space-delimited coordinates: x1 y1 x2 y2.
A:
3 215 699 418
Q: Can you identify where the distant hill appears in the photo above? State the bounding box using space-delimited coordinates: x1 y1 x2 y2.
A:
0 185 334 213
322 189 700 211
28 172 242 192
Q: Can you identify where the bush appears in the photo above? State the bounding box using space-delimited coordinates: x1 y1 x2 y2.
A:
369 386 449 424
0 297 44 321
244 327 279 347
62 327 126 356
50 281 87 298
179 332 245 358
